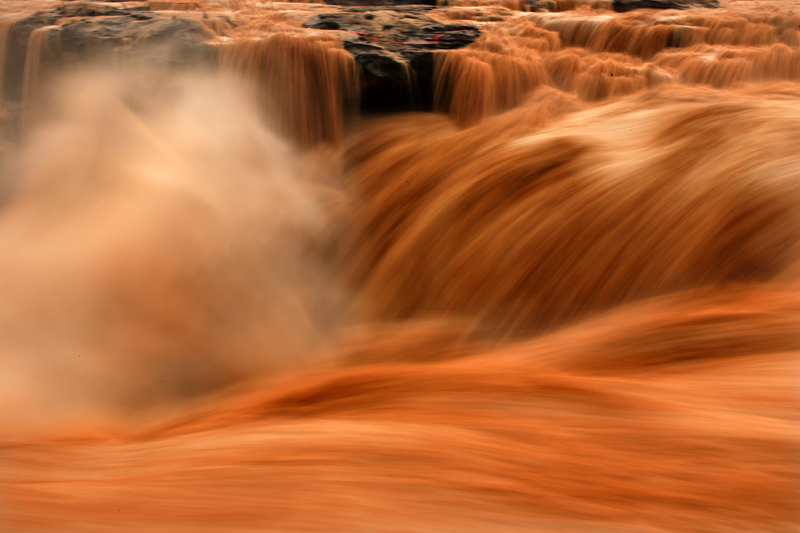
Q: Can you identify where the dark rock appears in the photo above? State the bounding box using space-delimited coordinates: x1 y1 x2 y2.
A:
324 0 437 5
612 0 720 12
0 6 214 112
304 8 479 112
56 2 136 17
34 15 212 81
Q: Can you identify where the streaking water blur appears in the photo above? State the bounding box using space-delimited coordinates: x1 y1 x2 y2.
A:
0 0 798 531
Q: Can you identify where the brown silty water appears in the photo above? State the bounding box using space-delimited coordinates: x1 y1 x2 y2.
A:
0 0 798 531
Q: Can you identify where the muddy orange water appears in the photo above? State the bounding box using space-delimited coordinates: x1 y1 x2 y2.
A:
0 0 798 531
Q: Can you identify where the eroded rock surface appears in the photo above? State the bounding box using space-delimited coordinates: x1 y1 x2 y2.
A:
324 0 437 5
1 4 212 105
48 15 212 64
2 2 481 115
613 0 720 11
304 8 479 110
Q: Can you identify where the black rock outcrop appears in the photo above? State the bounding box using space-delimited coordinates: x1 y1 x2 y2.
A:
613 0 720 12
1 3 213 102
304 7 479 111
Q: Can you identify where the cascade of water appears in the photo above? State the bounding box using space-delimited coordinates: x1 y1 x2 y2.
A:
218 31 358 146
0 1 798 532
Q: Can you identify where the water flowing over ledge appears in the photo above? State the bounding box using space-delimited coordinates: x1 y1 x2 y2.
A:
0 0 798 532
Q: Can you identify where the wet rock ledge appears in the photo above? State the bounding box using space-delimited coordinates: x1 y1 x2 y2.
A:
1 0 721 118
303 8 480 111
1 2 482 114
612 0 720 12
1 6 211 103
